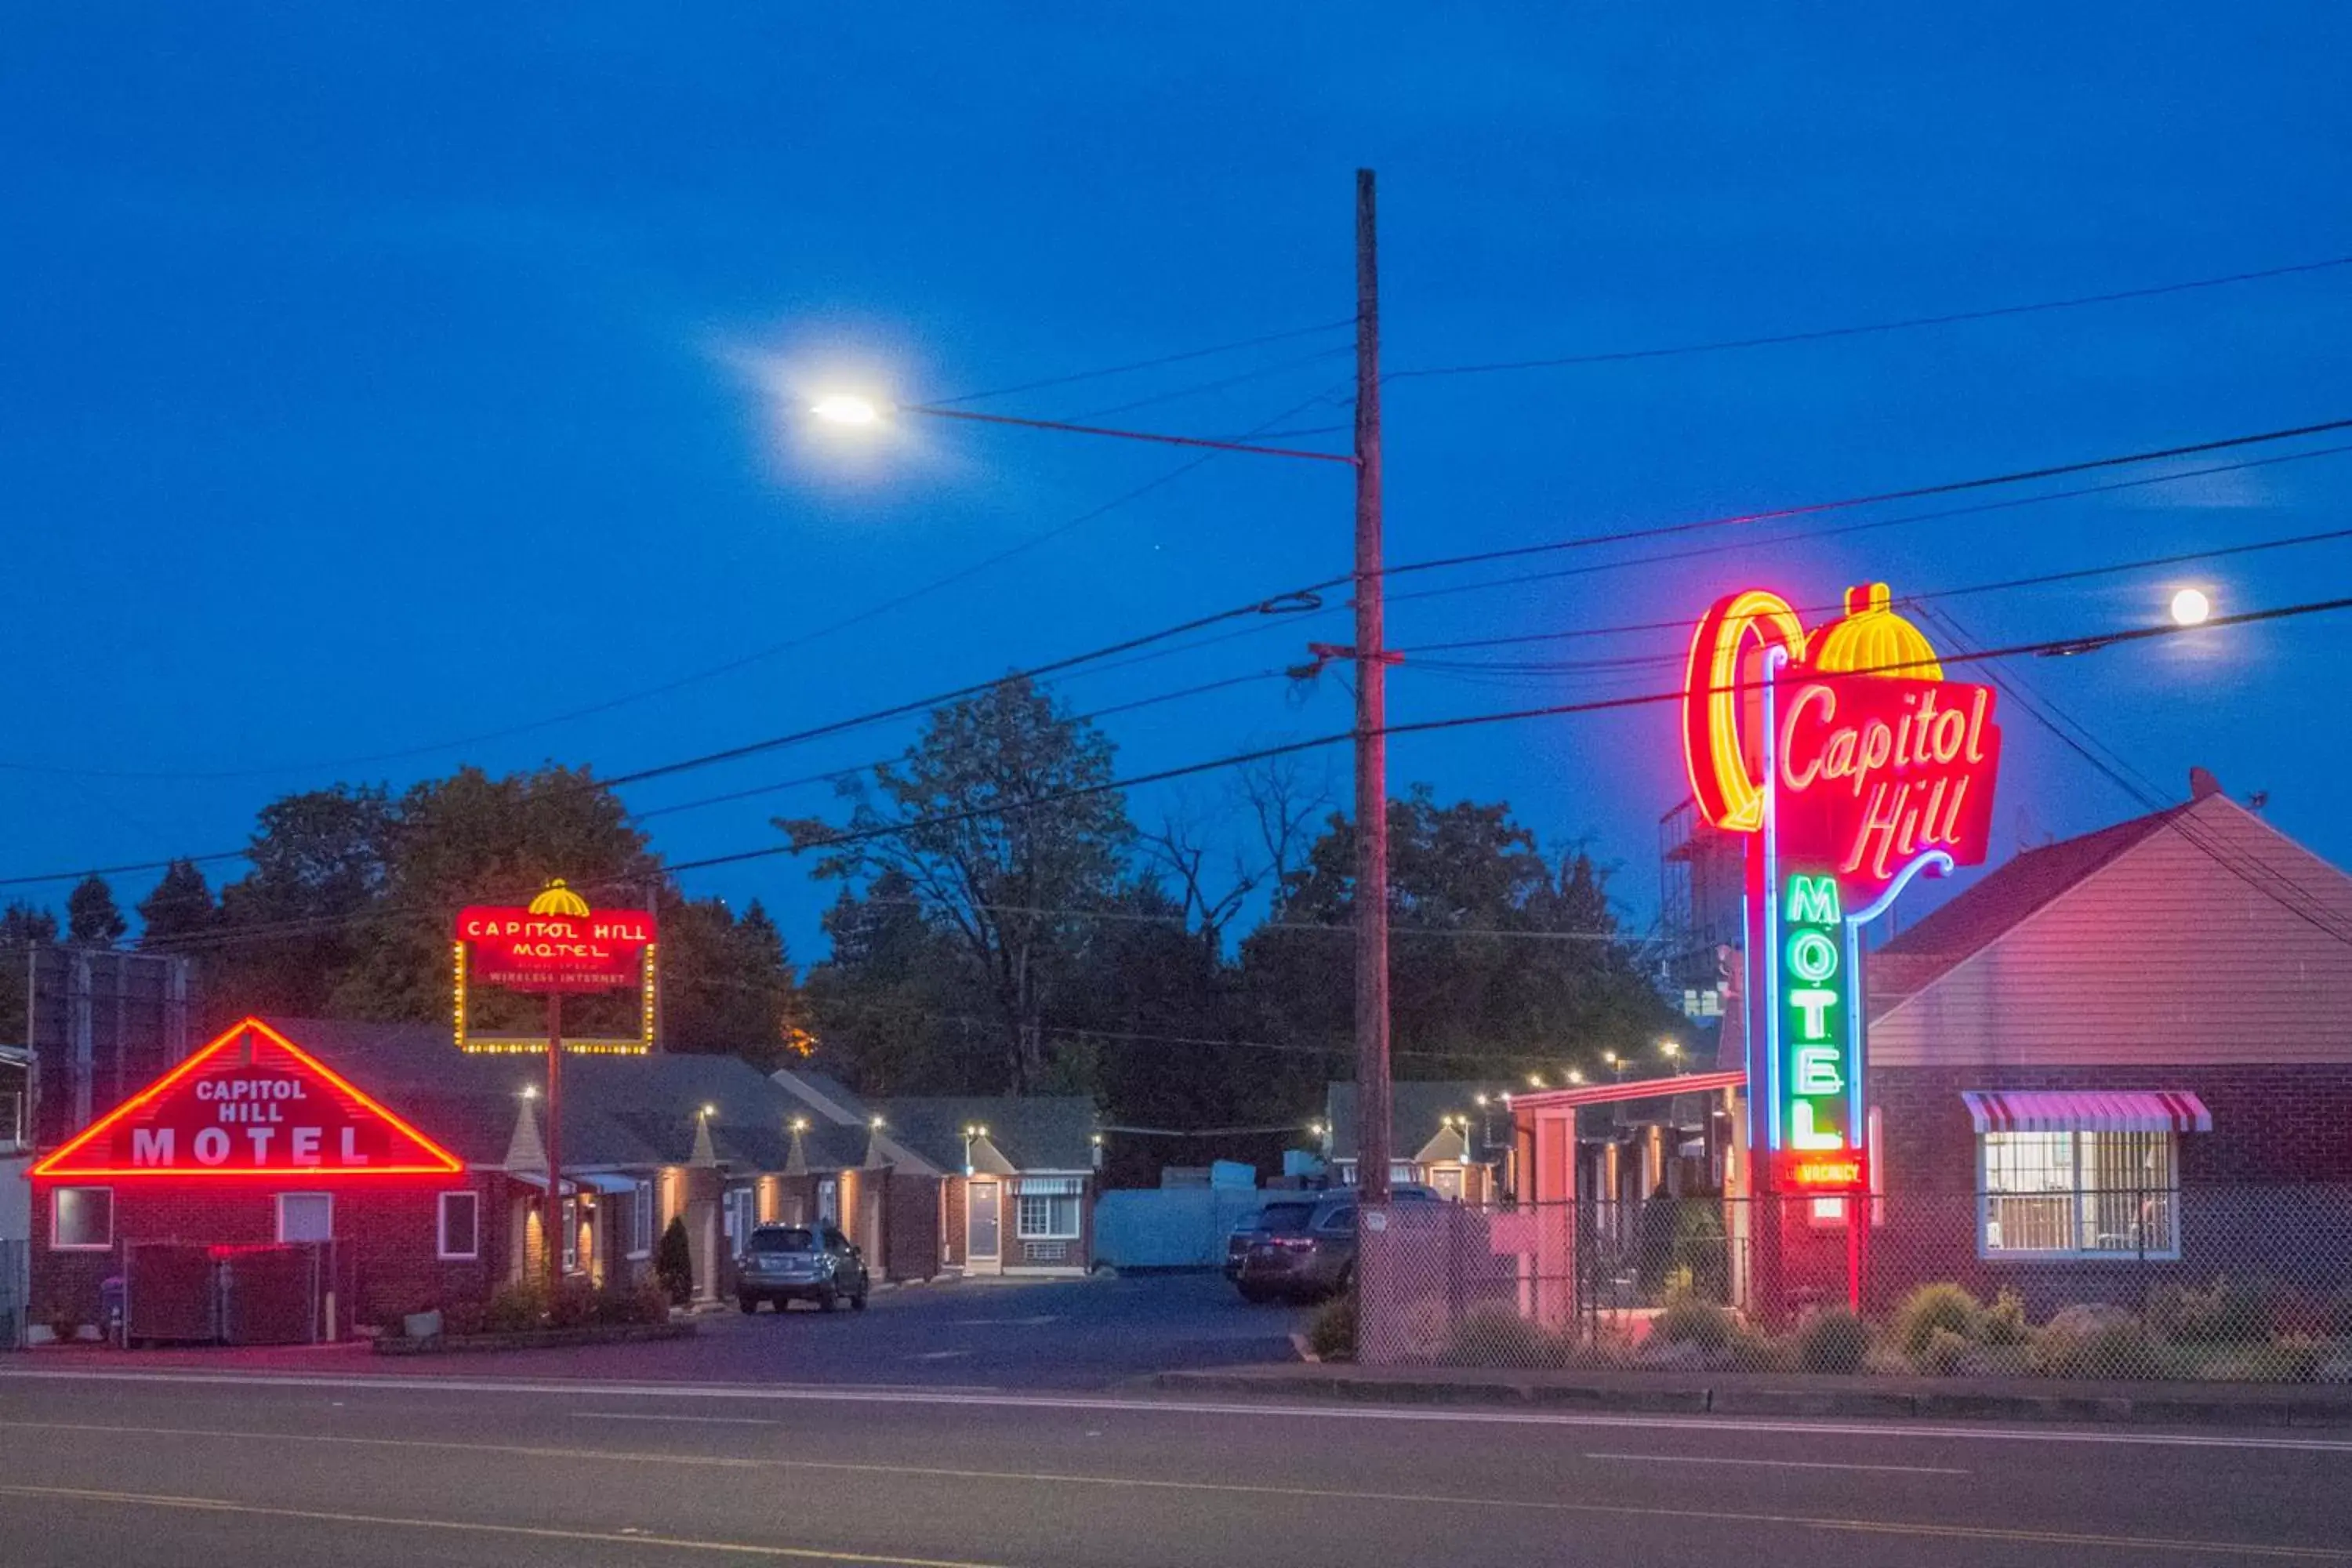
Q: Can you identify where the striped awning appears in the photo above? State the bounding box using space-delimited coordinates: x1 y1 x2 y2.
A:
1962 1090 2212 1134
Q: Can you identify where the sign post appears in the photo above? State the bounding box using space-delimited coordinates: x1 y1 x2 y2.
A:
452 880 657 1303
1682 584 2002 1319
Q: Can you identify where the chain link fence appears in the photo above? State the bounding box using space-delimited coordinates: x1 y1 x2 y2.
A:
1357 1185 2352 1381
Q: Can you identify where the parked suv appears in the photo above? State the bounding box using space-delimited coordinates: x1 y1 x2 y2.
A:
737 1223 871 1314
1234 1186 1441 1303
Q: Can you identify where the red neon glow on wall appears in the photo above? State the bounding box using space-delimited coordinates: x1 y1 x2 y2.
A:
30 1017 464 1180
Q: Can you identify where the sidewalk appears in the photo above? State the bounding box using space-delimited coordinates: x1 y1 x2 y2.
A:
1152 1360 2352 1428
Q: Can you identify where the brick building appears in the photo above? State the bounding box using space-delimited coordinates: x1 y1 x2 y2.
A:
1508 779 2352 1320
22 1016 952 1342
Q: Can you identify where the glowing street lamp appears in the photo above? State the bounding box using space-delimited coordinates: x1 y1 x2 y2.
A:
811 394 887 426
2171 587 2213 627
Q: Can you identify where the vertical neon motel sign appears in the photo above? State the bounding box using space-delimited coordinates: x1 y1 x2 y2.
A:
1685 583 2002 1196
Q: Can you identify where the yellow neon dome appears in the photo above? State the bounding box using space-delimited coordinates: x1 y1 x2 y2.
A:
1812 583 1941 681
527 879 592 917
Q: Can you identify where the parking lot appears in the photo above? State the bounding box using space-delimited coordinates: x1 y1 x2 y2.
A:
27 1269 1307 1391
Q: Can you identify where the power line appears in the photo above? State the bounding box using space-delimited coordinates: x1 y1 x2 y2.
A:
662 591 2352 877
23 590 2350 949
1396 519 2352 673
10 416 2349 887
1387 252 2352 381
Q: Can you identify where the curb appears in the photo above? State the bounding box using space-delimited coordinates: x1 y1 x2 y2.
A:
1149 1370 2352 1428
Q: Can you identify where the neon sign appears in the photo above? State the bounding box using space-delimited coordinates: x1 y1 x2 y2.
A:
1686 583 2002 1196
31 1018 463 1180
453 879 659 1054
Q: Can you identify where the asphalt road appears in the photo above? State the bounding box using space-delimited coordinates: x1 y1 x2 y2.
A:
2 1367 2350 1566
36 1272 1310 1392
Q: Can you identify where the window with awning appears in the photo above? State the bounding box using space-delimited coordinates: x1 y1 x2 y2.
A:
1966 1091 2201 1260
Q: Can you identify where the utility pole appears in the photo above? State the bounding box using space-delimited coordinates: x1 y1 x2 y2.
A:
545 991 564 1304
1352 167 1392 1208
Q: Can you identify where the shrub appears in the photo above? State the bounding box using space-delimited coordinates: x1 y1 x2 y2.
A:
1979 1287 2031 1347
597 1278 671 1327
1918 1327 1973 1377
656 1216 695 1306
44 1305 80 1345
2146 1276 2274 1345
483 1281 547 1334
1795 1307 1871 1374
1446 1305 1568 1368
547 1278 600 1329
1890 1283 1983 1359
1305 1291 1356 1361
1652 1290 1739 1353
441 1300 488 1337
2029 1304 2158 1379
1671 1201 1731 1303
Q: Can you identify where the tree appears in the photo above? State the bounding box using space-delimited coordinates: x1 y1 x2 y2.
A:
655 1214 695 1305
137 859 217 951
330 765 664 1036
0 901 60 1045
659 896 806 1065
782 676 1132 1095
209 786 395 1022
66 875 129 948
1240 786 1678 1083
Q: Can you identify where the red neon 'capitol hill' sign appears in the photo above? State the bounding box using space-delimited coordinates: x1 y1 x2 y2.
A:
1683 583 2002 905
30 1018 463 1180
456 879 655 994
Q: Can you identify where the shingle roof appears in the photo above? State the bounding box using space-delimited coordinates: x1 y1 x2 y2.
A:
873 1095 1098 1173
1325 1080 1512 1164
262 1017 817 1174
1867 804 2190 1007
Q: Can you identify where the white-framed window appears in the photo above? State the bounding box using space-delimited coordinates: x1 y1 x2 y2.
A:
630 1178 655 1258
1015 1178 1083 1241
1980 1130 2179 1259
561 1196 580 1273
50 1186 112 1250
276 1192 333 1243
0 1087 24 1149
437 1191 480 1260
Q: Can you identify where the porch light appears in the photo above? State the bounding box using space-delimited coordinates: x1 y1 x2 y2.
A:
700 1104 717 1119
870 1116 886 1130
789 1116 810 1133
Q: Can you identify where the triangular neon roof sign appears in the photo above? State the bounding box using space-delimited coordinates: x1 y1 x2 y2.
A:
31 1017 464 1180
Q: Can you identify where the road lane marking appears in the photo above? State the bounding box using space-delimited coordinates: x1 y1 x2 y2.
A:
584 1412 783 1425
1587 1452 1969 1475
911 1351 973 1362
949 1316 1058 1327
6 1368 2352 1454
0 1484 1018 1567
0 1419 2339 1560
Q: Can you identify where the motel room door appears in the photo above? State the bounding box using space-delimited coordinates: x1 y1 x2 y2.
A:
967 1180 1002 1276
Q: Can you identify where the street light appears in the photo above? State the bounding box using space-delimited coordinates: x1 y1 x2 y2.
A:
2171 587 2213 626
1660 1037 1683 1073
804 172 1396 1211
811 394 887 426
1603 1051 1624 1082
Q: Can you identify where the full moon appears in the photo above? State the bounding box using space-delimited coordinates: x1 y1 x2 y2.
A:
2170 587 2212 626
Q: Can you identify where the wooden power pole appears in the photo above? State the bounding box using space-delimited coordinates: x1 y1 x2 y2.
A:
1352 168 1392 1208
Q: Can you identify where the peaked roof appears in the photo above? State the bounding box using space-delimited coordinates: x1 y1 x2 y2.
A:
1867 803 2191 1007
1325 1080 1512 1164
876 1095 1098 1173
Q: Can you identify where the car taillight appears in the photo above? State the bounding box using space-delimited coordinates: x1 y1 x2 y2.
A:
1272 1236 1317 1252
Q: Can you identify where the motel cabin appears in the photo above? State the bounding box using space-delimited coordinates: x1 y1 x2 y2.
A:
1508 778 2352 1322
771 1070 1103 1278
20 1016 959 1344
1319 1081 1513 1204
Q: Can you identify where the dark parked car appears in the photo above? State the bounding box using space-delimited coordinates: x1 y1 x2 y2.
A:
737 1223 870 1313
1224 1208 1271 1279
1234 1186 1441 1303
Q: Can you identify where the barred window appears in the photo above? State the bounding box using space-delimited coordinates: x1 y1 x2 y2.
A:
1980 1131 2178 1259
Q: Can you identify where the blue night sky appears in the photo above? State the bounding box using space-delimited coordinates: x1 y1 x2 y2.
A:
5 6 2350 958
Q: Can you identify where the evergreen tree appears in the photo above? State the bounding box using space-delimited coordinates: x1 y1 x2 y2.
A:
136 859 217 950
65 875 127 948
